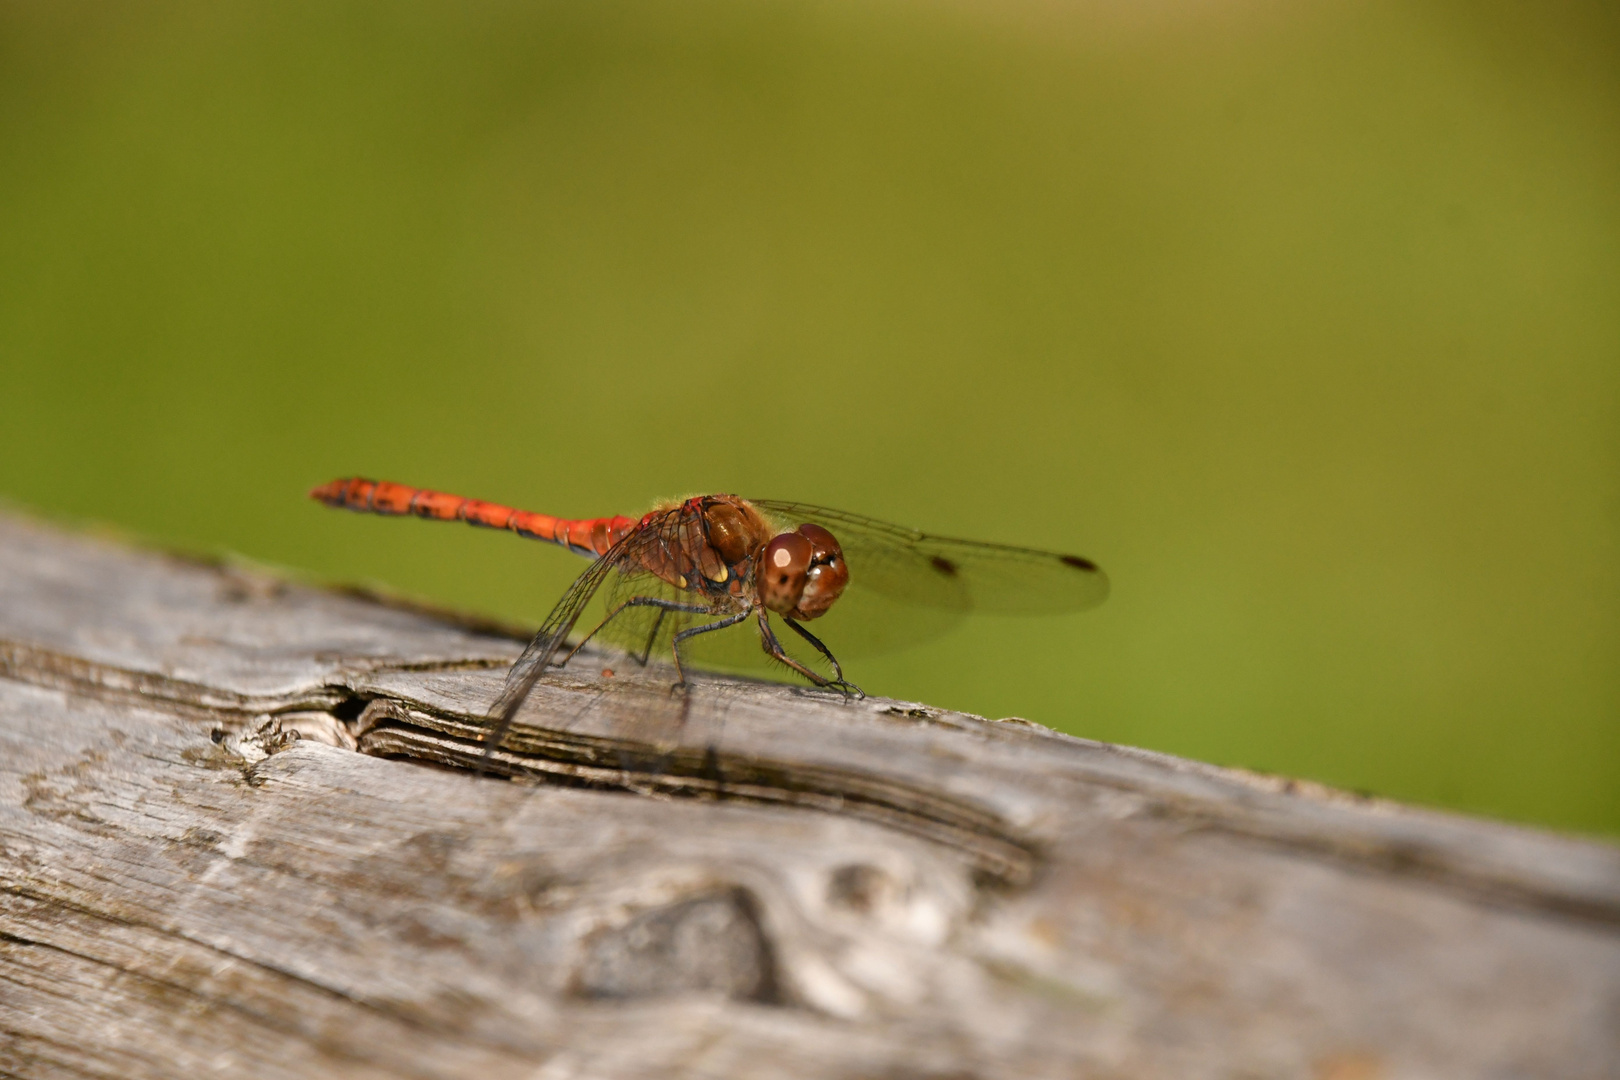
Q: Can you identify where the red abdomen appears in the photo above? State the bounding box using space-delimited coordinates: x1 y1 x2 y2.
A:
310 478 633 557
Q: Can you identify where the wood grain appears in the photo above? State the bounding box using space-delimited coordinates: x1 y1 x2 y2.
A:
0 511 1616 1079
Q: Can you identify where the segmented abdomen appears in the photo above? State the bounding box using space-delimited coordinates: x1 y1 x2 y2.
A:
310 477 633 557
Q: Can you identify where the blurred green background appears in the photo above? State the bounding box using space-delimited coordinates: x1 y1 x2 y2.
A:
1 0 1615 836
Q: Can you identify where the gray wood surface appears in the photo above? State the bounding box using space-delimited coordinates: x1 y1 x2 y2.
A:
0 509 1616 1079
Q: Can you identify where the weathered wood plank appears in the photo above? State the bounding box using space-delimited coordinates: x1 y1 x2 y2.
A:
1 510 1617 1079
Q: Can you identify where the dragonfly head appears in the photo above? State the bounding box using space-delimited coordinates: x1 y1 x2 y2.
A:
758 523 849 620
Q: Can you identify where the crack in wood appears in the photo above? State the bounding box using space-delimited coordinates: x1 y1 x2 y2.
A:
357 720 1037 888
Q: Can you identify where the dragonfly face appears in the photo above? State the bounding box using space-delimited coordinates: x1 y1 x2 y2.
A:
784 523 848 619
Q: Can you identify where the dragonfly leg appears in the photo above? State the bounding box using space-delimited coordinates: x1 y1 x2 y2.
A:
669 607 754 690
559 597 709 669
782 616 864 699
632 607 668 667
756 609 862 698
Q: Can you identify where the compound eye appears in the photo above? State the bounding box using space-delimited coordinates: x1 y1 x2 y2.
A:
759 532 813 614
797 523 841 558
792 524 849 619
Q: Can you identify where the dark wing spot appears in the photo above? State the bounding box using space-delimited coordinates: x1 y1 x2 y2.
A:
1059 554 1098 572
930 555 959 577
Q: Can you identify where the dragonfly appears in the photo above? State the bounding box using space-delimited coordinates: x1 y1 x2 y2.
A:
311 478 1109 762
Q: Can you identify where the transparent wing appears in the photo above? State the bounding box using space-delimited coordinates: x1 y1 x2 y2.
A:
482 543 628 756
750 500 1109 615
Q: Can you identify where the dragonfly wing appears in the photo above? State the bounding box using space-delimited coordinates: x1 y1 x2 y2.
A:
483 545 625 754
751 500 1109 615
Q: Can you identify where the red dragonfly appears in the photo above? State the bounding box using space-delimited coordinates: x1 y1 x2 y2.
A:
311 478 1108 759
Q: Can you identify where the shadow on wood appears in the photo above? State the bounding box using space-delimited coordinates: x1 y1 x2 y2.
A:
1 511 1616 1079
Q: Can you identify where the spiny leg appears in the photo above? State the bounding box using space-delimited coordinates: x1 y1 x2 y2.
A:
669 607 754 690
558 596 710 669
782 615 864 698
755 608 856 694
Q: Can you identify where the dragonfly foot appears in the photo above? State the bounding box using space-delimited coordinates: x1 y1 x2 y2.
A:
825 678 865 701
